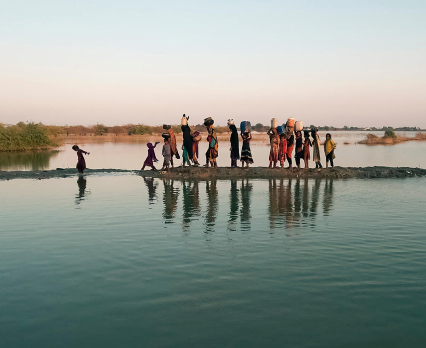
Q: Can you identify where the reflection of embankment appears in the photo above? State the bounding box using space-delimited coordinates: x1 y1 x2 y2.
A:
2 166 426 181
0 151 59 171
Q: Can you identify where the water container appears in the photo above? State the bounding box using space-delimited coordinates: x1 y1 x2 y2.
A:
181 117 188 126
271 118 278 129
192 131 201 142
287 118 295 128
295 120 303 131
162 132 171 139
277 126 284 135
227 119 234 126
204 117 214 127
240 121 251 134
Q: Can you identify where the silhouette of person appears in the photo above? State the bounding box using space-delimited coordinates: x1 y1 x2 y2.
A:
240 179 253 231
143 177 158 205
227 180 239 231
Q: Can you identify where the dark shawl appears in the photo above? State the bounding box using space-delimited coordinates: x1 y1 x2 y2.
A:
181 125 193 159
229 125 240 159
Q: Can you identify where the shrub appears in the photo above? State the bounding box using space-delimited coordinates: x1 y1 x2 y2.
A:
384 130 396 138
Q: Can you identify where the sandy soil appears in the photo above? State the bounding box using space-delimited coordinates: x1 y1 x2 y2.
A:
1 166 425 181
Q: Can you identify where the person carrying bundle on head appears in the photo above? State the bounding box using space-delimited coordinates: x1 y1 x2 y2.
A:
267 118 279 169
228 119 239 168
181 114 195 167
294 130 303 169
241 133 253 169
204 117 218 168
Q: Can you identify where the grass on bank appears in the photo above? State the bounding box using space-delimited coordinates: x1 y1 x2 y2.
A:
0 122 59 151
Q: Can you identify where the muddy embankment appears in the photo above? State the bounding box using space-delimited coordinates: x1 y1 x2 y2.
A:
1 166 426 181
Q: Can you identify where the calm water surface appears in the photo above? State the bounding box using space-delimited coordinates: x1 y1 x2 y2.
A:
1 175 426 347
1 131 426 171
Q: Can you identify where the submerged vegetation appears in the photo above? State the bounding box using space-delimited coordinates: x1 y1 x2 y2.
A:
359 131 426 145
0 122 59 151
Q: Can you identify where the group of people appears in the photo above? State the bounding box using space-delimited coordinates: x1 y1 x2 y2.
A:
72 117 337 174
267 128 336 170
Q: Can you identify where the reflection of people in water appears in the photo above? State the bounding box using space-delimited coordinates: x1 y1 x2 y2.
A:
162 179 179 223
75 175 90 205
205 180 218 233
268 179 279 229
228 180 239 231
143 177 158 205
310 178 321 220
240 179 253 231
302 178 310 219
293 178 302 225
182 180 200 231
323 178 334 216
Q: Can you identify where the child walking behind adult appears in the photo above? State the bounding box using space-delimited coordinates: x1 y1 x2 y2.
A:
311 128 322 169
303 130 312 170
324 133 336 168
141 142 160 171
162 138 172 171
72 145 90 174
241 132 254 168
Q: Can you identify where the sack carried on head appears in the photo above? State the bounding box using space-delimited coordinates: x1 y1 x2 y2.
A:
163 124 171 130
204 117 214 127
162 132 171 139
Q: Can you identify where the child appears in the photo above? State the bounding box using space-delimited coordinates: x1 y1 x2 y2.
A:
241 132 254 168
162 138 172 171
267 127 279 168
72 145 90 174
324 133 336 168
294 131 303 169
278 133 287 168
141 142 160 171
311 128 322 169
303 130 312 169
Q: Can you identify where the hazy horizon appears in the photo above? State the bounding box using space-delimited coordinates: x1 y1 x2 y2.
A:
1 1 425 128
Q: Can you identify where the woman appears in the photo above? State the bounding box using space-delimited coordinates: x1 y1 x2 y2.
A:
72 145 90 173
294 131 303 169
181 122 194 166
229 124 239 168
311 128 322 169
324 133 336 168
278 133 287 168
286 134 294 169
241 132 254 168
165 126 179 167
205 125 218 167
267 127 280 169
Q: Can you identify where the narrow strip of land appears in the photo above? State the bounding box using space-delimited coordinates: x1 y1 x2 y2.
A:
1 166 426 181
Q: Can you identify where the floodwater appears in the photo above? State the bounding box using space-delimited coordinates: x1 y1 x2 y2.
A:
1 175 426 347
1 131 426 171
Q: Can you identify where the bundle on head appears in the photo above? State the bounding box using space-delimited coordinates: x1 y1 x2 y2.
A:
204 117 214 127
162 132 171 139
163 124 171 130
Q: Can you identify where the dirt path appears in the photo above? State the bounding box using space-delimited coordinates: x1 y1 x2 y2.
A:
1 166 426 181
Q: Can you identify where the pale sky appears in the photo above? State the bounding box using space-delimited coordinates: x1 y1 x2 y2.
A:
1 0 425 127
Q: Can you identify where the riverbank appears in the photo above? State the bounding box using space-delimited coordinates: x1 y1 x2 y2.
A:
1 166 426 181
358 132 426 145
